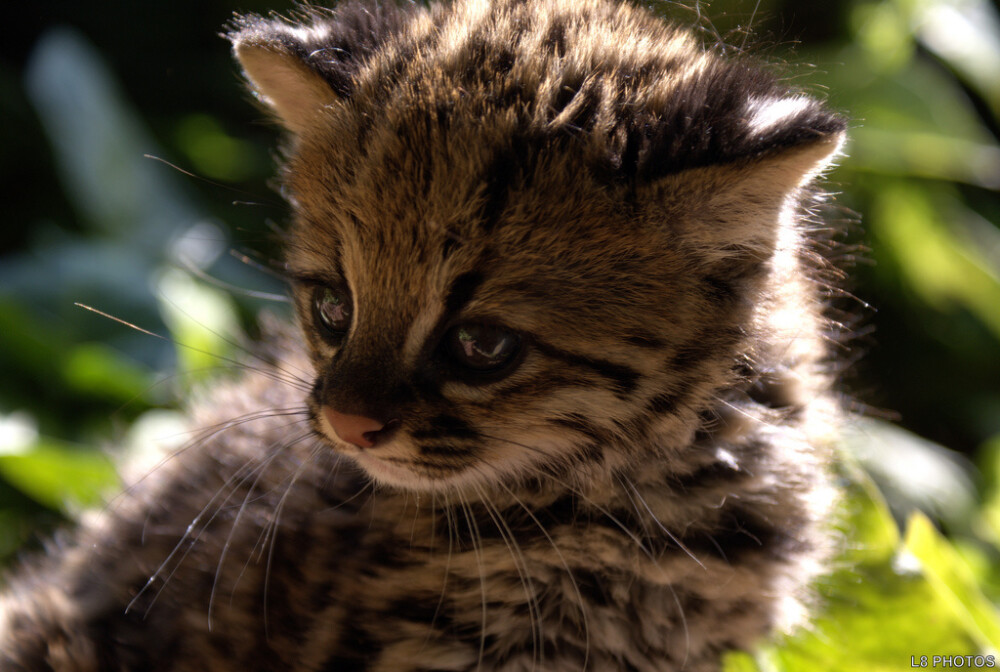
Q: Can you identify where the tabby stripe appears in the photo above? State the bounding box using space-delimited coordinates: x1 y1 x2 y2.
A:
624 332 667 348
668 326 743 371
670 459 747 493
411 414 479 440
548 414 606 443
418 443 474 457
444 271 485 314
534 340 640 394
645 392 681 415
322 620 382 672
681 504 792 562
478 147 518 232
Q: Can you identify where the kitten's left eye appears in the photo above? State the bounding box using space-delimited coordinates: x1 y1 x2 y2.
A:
445 324 522 372
313 284 353 337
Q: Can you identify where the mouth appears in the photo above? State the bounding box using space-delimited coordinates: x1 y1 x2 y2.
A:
347 450 422 485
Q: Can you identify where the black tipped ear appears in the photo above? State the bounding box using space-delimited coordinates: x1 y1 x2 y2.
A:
740 95 847 174
735 118 847 200
658 104 846 267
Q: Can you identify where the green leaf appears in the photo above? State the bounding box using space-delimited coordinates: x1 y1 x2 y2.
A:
0 440 118 513
836 451 900 564
173 113 262 182
63 342 153 403
872 184 1000 341
722 650 762 672
980 436 1000 547
156 269 241 383
904 512 1000 652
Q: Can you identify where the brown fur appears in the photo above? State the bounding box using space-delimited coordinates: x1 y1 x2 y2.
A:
0 0 846 669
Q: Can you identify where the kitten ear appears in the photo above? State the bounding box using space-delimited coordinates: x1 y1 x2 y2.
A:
228 3 417 135
668 102 846 267
733 124 846 202
230 31 339 135
739 95 847 191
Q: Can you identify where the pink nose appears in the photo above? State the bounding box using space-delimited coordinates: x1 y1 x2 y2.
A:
322 407 386 448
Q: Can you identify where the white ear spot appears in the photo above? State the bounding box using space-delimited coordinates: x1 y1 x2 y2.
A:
745 96 814 136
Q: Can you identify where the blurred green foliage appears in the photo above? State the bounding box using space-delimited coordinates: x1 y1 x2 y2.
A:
1 0 999 668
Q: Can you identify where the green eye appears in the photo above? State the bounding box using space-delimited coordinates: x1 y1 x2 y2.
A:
446 324 521 371
313 285 353 336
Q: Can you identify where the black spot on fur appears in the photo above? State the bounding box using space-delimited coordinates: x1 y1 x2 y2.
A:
548 414 605 442
748 370 803 411
322 619 382 671
646 392 681 415
624 332 667 348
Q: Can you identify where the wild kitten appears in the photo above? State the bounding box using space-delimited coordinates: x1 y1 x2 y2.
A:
0 0 846 670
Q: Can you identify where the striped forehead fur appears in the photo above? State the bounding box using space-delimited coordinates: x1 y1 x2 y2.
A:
232 0 845 178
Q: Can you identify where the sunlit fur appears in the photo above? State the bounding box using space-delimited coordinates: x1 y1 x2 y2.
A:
0 0 847 670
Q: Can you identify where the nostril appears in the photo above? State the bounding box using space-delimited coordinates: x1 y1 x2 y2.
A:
323 407 391 449
364 418 401 446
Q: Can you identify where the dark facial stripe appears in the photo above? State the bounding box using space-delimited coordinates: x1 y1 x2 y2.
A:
418 443 474 458
478 148 517 232
645 392 681 415
548 414 606 443
624 332 666 348
410 414 480 440
534 339 640 394
443 271 486 315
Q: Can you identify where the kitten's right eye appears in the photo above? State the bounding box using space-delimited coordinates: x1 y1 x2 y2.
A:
313 285 353 338
445 323 522 373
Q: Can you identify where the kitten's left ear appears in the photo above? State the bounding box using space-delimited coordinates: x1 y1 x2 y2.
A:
736 95 847 195
660 96 847 265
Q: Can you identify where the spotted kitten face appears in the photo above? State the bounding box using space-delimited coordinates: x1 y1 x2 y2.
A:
286 137 718 490
231 0 845 492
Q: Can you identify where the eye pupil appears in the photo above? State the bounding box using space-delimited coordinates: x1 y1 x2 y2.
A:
448 324 520 371
314 286 352 335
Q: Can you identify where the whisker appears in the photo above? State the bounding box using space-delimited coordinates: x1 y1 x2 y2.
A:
261 440 326 638
619 474 706 570
469 479 543 670
208 430 315 629
73 302 312 391
229 249 291 283
176 255 291 303
456 491 488 672
143 154 280 206
493 479 591 671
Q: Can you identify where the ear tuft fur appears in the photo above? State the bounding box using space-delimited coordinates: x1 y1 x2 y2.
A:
227 1 420 134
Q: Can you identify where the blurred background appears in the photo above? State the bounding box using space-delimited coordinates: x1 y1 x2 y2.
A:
0 0 998 668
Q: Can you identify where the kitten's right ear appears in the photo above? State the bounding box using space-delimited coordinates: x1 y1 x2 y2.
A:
229 26 339 135
228 3 417 135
